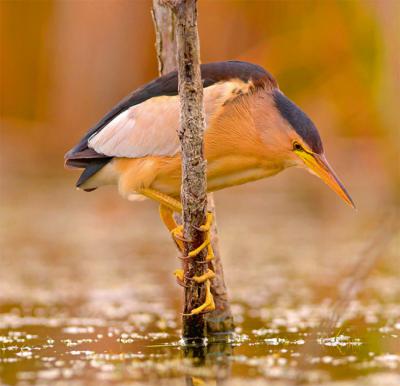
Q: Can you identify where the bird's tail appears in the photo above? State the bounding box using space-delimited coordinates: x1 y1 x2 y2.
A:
64 147 112 191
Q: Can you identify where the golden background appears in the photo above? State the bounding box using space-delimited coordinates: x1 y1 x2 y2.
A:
0 2 399 384
1 0 399 178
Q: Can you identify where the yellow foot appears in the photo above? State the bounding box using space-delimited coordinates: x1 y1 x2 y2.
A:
173 268 184 282
174 269 216 315
188 280 216 315
187 212 214 259
192 268 215 283
171 213 215 262
173 268 215 284
195 212 214 262
171 225 184 252
206 242 215 262
188 236 210 258
188 237 214 262
171 224 183 239
198 212 213 232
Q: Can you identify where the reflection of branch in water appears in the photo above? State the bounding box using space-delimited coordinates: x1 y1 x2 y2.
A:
322 213 398 334
183 340 233 386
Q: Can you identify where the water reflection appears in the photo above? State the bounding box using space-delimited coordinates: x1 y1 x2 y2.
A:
1 296 399 385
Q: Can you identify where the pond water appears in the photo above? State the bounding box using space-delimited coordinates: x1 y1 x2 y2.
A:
1 160 399 385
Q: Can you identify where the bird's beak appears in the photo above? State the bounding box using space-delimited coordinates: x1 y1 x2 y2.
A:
296 151 355 208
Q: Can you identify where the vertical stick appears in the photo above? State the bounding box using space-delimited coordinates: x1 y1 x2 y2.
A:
153 0 234 336
151 2 177 74
166 0 208 342
204 195 234 335
175 0 207 341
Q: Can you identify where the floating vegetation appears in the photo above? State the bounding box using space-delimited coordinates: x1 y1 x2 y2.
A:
318 335 363 347
0 304 399 385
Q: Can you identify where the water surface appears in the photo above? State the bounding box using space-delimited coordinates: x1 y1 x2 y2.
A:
1 166 399 385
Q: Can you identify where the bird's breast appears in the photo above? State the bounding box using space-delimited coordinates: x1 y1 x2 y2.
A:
206 155 283 191
150 154 282 196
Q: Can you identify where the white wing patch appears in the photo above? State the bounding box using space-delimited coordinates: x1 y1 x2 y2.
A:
88 80 248 158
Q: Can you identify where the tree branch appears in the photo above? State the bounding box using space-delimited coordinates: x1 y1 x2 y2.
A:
166 0 208 341
204 195 234 334
151 2 176 74
152 0 233 338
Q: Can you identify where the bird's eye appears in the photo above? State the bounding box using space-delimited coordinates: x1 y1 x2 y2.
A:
293 142 303 151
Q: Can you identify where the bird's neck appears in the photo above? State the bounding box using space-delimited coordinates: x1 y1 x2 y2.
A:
205 93 265 158
204 95 286 191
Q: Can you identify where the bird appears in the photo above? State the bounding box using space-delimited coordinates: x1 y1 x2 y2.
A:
65 60 354 315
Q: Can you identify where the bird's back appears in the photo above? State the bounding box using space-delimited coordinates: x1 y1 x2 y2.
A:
65 61 278 191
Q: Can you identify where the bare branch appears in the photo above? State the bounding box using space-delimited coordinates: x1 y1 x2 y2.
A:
165 0 208 341
151 1 177 74
205 195 234 334
153 0 233 337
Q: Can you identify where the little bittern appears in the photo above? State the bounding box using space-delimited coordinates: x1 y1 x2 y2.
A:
65 61 354 314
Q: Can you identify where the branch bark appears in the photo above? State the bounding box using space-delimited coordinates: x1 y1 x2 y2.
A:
165 0 208 342
204 195 234 335
151 3 177 74
152 0 233 337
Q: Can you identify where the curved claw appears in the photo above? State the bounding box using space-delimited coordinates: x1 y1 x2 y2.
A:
191 268 215 283
171 225 183 238
183 280 215 316
173 269 184 282
173 269 190 287
193 212 213 232
176 280 190 288
173 233 192 243
188 237 210 258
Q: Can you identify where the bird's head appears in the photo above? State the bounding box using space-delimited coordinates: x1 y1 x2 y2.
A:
255 89 355 208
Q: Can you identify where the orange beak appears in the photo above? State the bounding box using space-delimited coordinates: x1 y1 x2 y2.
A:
296 151 355 208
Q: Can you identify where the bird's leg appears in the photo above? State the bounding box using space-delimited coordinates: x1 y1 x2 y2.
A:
138 188 185 250
138 188 216 314
159 204 184 252
158 204 189 285
139 188 182 213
